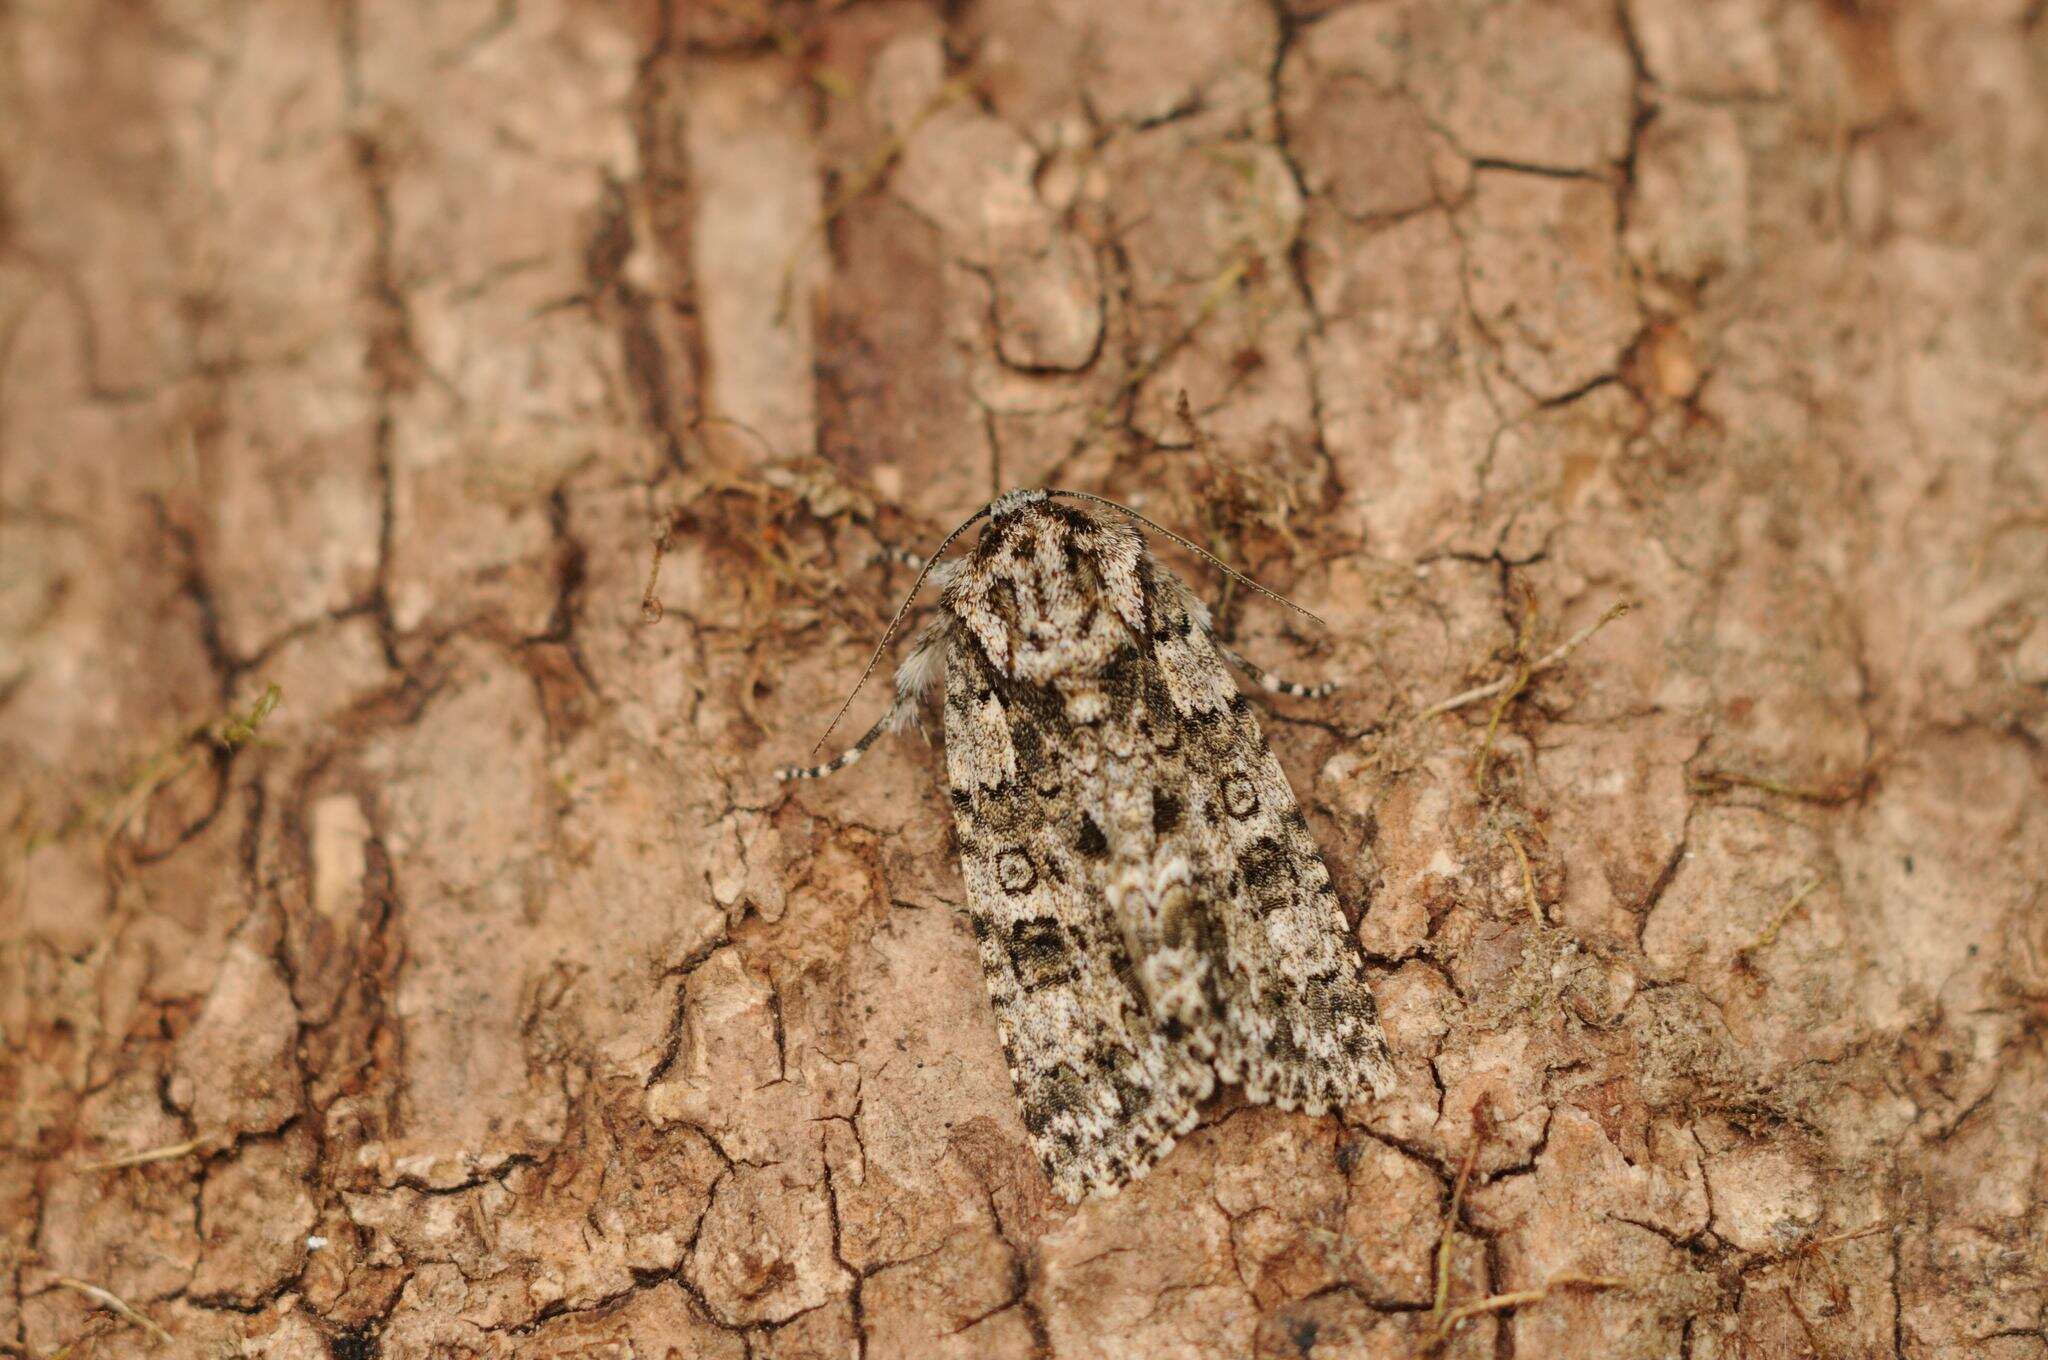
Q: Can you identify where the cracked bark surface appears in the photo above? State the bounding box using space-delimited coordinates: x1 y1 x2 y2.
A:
3 1 2045 1357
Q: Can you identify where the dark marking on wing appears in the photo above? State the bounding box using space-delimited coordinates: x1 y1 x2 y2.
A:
1077 813 1109 858
1153 788 1183 835
997 848 1038 894
1238 835 1296 914
1222 774 1259 819
1007 917 1078 991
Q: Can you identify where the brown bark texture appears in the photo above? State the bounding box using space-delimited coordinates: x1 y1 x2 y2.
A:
3 1 2047 1357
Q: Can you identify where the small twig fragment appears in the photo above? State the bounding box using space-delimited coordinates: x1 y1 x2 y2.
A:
1419 600 1635 723
30 683 284 852
1428 1275 1625 1346
1473 591 1538 788
1737 875 1828 964
1503 827 1542 923
641 511 678 624
1687 767 1865 805
52 1278 171 1345
1429 1101 1490 1332
209 683 281 750
78 1136 211 1172
1793 1220 1890 1255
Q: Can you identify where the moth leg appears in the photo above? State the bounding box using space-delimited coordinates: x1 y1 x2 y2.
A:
776 706 903 781
777 615 953 782
777 682 926 782
1217 644 1339 699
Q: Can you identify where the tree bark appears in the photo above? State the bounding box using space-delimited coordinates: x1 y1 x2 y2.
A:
4 2 2045 1357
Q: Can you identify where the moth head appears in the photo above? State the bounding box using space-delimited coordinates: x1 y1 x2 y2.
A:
950 493 1146 681
802 487 1321 755
988 487 1050 521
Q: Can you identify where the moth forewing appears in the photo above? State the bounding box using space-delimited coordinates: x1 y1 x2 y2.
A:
781 489 1394 1200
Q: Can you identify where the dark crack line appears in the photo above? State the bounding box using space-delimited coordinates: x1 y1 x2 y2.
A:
820 1131 868 1360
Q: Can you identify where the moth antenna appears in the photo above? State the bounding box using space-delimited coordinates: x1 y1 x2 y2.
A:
1049 489 1327 628
809 504 991 756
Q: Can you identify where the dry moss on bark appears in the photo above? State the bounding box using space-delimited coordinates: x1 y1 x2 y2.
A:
3 1 2046 1357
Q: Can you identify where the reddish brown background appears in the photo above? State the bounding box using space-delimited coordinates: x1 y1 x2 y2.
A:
4 1 2046 1357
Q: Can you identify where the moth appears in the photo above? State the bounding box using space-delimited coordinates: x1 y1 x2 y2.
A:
779 489 1394 1200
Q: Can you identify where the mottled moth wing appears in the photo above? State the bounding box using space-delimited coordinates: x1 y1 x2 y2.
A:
944 635 1217 1201
1128 558 1396 1115
788 488 1395 1201
941 537 1392 1198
